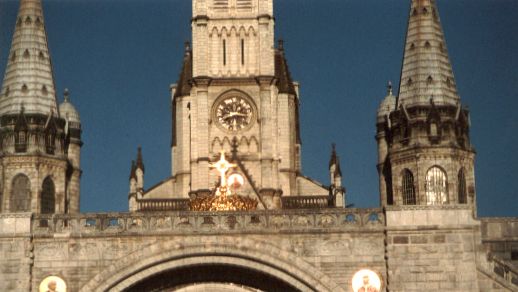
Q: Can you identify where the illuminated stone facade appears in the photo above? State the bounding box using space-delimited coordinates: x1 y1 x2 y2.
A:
0 0 516 292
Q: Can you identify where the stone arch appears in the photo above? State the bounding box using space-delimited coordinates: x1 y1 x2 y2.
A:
80 236 341 292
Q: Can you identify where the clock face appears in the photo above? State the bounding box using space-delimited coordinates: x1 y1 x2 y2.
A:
214 95 254 132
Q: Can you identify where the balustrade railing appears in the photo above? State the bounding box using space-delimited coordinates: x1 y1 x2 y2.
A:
488 255 518 288
282 195 333 209
138 199 190 211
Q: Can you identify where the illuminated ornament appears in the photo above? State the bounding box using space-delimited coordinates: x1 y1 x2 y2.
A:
351 269 382 292
190 151 257 211
39 276 66 292
228 173 244 190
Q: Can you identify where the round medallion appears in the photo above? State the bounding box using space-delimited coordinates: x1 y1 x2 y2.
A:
213 93 255 132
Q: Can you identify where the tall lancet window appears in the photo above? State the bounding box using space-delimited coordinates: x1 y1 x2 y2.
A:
41 177 55 214
458 168 467 204
402 169 416 205
241 39 245 65
223 39 227 66
425 166 448 205
10 174 31 212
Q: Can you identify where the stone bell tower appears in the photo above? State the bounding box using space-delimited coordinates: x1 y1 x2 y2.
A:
376 0 476 210
132 0 333 211
0 0 82 214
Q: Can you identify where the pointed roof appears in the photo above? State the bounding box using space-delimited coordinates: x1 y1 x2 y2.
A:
397 0 459 108
136 146 145 172
275 40 297 96
328 144 342 177
0 0 59 116
173 42 192 98
129 160 137 181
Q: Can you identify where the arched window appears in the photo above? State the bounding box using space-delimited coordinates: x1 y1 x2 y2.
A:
425 166 448 205
10 174 31 212
402 169 416 205
41 177 55 214
458 168 467 204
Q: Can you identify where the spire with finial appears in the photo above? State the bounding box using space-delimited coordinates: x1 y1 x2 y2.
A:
396 0 460 108
387 81 393 96
329 143 342 177
136 146 145 173
174 41 193 98
0 0 59 116
129 160 137 181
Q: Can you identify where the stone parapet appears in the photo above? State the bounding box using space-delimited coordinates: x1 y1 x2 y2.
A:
31 208 384 237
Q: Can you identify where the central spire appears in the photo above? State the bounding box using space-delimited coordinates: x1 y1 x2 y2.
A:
0 0 59 116
397 0 459 107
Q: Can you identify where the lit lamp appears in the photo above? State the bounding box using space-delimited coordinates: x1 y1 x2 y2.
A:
189 151 257 211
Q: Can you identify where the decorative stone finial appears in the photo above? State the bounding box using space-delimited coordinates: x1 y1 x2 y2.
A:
63 88 70 102
184 41 191 52
278 39 284 51
387 81 393 96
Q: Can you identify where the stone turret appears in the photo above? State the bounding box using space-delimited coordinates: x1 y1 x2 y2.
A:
377 0 475 210
128 161 138 212
0 0 80 214
329 144 345 207
59 89 82 213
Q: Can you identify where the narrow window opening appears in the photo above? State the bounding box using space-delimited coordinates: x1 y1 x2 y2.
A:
425 41 431 48
21 84 28 93
427 75 433 84
5 87 10 97
241 39 245 65
410 43 415 50
41 177 55 214
407 78 413 86
38 51 45 60
402 169 416 205
11 52 16 62
430 122 438 136
10 174 31 212
426 166 448 205
35 17 42 27
458 168 467 204
42 85 48 95
422 7 428 14
23 49 30 59
25 16 32 25
223 39 227 66
412 9 418 16
446 78 452 88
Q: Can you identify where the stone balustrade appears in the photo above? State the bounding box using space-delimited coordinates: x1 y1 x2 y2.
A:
24 208 384 237
281 195 333 209
488 254 518 288
137 198 190 211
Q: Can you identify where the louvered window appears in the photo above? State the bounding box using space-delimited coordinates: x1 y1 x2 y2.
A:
213 0 228 10
237 0 252 10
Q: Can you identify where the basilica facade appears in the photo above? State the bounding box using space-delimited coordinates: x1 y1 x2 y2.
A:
0 0 516 291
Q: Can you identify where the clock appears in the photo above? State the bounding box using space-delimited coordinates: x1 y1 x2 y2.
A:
213 94 255 132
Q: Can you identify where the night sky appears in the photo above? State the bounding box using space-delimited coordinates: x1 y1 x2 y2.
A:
0 0 516 217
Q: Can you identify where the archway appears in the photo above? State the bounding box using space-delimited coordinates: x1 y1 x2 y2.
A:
80 236 341 292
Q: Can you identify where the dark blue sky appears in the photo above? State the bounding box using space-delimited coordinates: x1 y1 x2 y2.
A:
1 0 516 216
